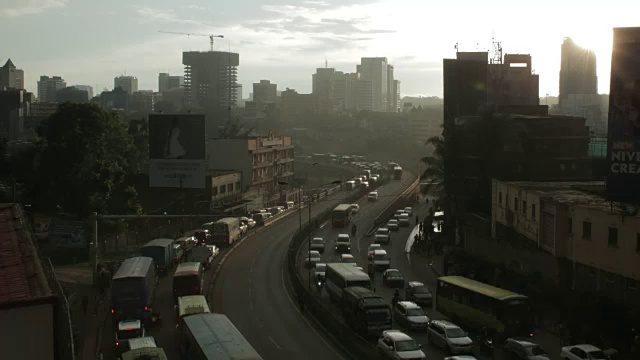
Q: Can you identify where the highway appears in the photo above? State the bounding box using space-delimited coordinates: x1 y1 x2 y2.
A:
211 175 416 360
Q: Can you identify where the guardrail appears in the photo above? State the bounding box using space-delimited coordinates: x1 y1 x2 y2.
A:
371 175 421 229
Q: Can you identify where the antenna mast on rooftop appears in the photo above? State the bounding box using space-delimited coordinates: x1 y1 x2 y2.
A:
491 31 502 64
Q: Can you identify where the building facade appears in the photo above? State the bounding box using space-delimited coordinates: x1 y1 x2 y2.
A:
358 57 389 112
253 80 277 103
407 106 443 144
158 73 184 93
0 89 25 139
114 75 138 94
209 171 245 212
280 89 318 123
0 59 24 89
559 37 597 107
70 85 93 99
56 86 89 103
206 134 295 210
183 51 239 110
37 76 66 103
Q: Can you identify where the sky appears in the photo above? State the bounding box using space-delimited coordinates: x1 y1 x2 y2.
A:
1 0 638 98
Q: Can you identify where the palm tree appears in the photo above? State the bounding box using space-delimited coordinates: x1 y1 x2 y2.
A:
420 135 445 200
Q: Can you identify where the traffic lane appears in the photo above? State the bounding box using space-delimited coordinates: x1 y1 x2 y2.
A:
212 190 350 360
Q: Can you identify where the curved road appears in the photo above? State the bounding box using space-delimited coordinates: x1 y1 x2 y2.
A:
211 176 416 359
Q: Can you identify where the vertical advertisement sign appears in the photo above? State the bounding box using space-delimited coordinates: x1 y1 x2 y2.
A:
607 27 640 202
148 114 207 188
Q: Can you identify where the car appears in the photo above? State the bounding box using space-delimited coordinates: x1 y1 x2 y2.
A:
252 212 269 226
310 237 325 253
361 181 370 188
375 227 391 244
350 204 360 214
371 249 390 271
393 301 430 331
368 191 379 201
405 281 433 308
239 216 256 228
305 250 321 268
387 219 399 231
560 344 607 360
393 209 405 220
444 356 477 360
114 319 145 354
335 233 351 253
340 254 358 267
504 338 550 360
376 330 426 360
427 320 474 354
404 207 413 216
398 213 411 227
172 243 185 264
367 244 382 260
314 263 326 282
239 223 248 235
383 269 405 288
193 229 211 245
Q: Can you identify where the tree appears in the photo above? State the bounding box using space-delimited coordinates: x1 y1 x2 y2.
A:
420 135 445 201
127 118 149 174
30 103 142 217
219 118 252 138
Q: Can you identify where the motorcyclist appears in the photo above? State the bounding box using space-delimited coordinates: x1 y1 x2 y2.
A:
351 223 357 237
392 289 401 307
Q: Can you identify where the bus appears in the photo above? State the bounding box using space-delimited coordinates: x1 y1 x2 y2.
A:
332 204 353 228
111 257 157 326
180 313 263 360
436 276 534 341
325 263 372 302
172 262 204 303
211 217 241 247
393 166 403 180
176 295 210 326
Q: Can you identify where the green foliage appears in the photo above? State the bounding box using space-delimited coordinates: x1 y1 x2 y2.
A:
219 118 253 138
420 135 445 199
28 103 142 217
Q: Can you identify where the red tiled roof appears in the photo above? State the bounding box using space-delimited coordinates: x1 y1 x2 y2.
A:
0 204 50 305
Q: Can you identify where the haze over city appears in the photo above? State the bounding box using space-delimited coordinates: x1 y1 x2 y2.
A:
2 0 637 96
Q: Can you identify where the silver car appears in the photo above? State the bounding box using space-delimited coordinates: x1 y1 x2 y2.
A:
427 320 474 354
375 227 391 244
377 330 426 360
387 219 399 231
393 301 429 331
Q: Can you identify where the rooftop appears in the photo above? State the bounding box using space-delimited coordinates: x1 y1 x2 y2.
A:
502 181 629 214
0 204 53 306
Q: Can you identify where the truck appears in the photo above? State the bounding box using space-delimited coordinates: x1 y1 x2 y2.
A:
111 256 157 326
331 204 353 228
141 238 176 274
341 286 392 338
393 166 403 180
211 217 241 246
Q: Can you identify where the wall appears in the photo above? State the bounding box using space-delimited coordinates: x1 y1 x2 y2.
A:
0 302 56 360
492 180 542 246
206 139 252 190
210 172 242 204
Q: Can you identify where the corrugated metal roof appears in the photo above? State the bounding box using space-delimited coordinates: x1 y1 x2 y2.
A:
0 205 38 304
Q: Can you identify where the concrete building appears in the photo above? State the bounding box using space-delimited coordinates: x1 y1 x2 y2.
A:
280 89 319 123
391 80 401 113
332 71 354 111
129 90 157 115
0 89 25 139
206 134 295 210
489 54 540 106
114 75 138 95
312 68 336 112
386 65 397 112
209 171 245 212
358 57 389 112
469 180 640 312
183 51 239 110
559 94 609 136
70 85 93 99
236 84 244 107
0 59 24 89
407 105 443 144
253 80 277 103
0 204 59 360
56 86 89 103
37 76 66 103
158 87 185 112
158 73 183 93
352 75 374 111
559 37 597 107
100 87 129 112
30 102 59 118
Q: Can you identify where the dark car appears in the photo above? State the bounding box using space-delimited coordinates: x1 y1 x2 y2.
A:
405 281 433 308
193 229 210 245
383 269 405 288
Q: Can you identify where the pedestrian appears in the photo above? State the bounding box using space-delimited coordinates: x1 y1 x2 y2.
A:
414 233 419 246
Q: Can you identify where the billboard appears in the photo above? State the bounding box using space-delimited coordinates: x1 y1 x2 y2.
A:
148 114 207 188
49 219 86 248
607 27 640 202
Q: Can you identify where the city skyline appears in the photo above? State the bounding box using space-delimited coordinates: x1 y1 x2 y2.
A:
1 0 636 97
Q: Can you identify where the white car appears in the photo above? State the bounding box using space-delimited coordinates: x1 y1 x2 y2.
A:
404 207 413 216
398 213 411 227
377 330 426 360
387 219 399 231
393 301 430 330
340 254 357 267
374 227 390 244
560 344 606 360
367 243 382 260
305 250 321 268
393 209 405 220
350 204 360 214
371 249 390 271
426 320 473 354
368 191 379 201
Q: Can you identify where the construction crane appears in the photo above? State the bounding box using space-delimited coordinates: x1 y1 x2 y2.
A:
158 31 224 51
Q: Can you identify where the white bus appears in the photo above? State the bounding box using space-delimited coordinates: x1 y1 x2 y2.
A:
211 217 241 247
325 263 372 302
180 313 263 360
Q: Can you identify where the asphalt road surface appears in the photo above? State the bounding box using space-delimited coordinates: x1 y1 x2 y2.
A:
211 176 416 360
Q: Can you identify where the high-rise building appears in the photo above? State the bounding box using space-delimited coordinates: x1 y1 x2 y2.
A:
358 57 389 112
352 74 374 111
236 84 243 107
0 59 24 90
56 87 89 103
158 73 184 93
37 75 66 103
253 80 277 103
312 68 336 112
280 89 318 123
114 75 138 94
332 71 354 111
71 85 93 99
183 51 239 110
386 65 396 112
559 37 597 107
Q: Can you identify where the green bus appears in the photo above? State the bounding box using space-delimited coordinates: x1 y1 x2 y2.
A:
436 276 534 341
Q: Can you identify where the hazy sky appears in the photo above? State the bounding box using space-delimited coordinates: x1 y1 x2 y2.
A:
2 0 637 98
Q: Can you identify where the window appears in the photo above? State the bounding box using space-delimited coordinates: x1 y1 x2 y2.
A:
499 192 502 205
605 272 616 284
219 185 226 194
582 221 591 240
608 227 618 247
212 187 218 196
514 197 518 211
522 200 527 214
532 204 536 219
568 218 572 234
227 183 233 192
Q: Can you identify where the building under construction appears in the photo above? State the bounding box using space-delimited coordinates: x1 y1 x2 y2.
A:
182 51 239 111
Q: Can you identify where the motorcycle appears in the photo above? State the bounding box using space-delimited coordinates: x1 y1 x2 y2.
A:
476 327 495 356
